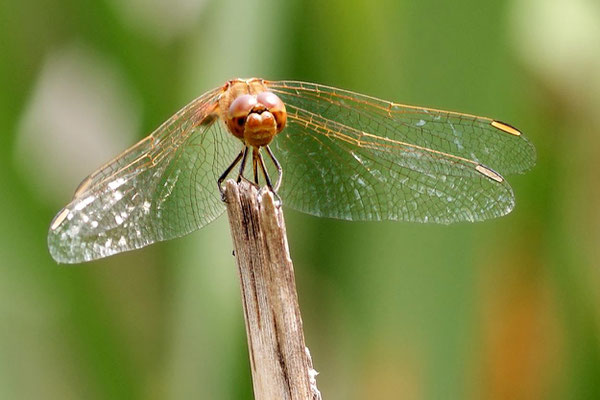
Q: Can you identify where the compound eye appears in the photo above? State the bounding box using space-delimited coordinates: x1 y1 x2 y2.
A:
257 91 284 111
228 94 257 118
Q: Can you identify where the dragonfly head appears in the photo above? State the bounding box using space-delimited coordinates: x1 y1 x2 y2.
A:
226 91 287 147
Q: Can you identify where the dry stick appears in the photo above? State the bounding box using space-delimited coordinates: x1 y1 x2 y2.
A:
224 179 322 400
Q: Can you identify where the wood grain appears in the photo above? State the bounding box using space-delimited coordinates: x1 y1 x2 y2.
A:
224 179 321 400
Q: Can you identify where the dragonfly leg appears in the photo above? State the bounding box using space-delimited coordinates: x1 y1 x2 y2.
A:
218 148 245 198
264 145 282 192
252 148 259 185
236 146 250 183
256 150 272 189
256 149 281 204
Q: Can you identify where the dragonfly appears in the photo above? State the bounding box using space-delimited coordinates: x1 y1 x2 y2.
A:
48 78 536 263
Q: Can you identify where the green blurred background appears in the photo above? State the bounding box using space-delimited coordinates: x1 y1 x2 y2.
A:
1 0 599 398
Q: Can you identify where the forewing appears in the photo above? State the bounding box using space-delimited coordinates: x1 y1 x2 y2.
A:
267 80 535 176
266 80 534 223
48 88 241 263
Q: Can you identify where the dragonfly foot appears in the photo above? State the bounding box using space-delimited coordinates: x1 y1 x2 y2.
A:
218 182 228 202
260 186 282 207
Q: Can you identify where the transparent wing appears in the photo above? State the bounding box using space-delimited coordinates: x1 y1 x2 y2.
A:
48 87 242 263
266 80 536 223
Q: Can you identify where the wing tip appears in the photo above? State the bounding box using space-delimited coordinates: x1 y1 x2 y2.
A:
491 120 522 136
50 207 70 231
475 164 504 183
